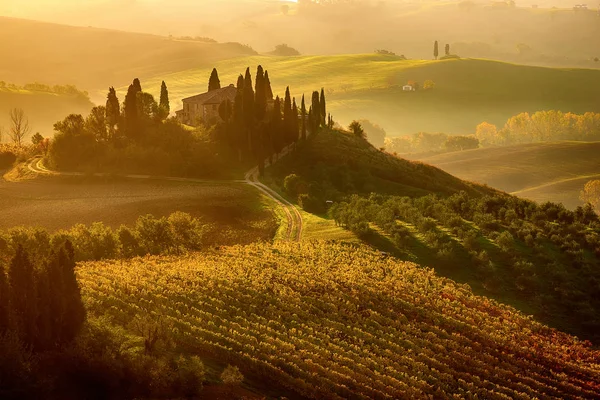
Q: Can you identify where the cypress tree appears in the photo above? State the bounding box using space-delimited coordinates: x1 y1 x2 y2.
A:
255 65 267 122
434 41 439 60
232 90 245 161
243 68 255 157
311 91 320 131
208 68 221 91
283 87 293 145
35 269 52 350
292 98 299 143
159 81 170 116
46 249 65 346
264 71 274 101
105 87 120 140
301 94 307 140
236 74 245 93
271 96 283 157
320 88 326 128
124 79 142 138
133 78 142 92
0 266 9 333
59 241 85 344
9 245 37 346
308 106 314 136
445 43 450 56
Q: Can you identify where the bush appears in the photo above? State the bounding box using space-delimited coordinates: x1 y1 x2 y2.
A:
497 231 515 252
283 173 302 197
136 215 174 255
298 193 326 214
0 151 17 169
221 365 243 386
168 212 203 253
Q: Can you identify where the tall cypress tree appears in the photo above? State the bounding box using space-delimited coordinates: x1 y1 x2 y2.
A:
320 88 326 128
208 68 221 92
243 68 255 157
254 65 267 122
292 98 299 143
434 41 439 60
300 94 307 140
311 91 320 131
9 245 37 346
35 269 52 350
271 96 283 157
264 71 274 101
159 81 170 117
124 79 142 138
236 74 245 93
445 43 450 56
105 87 120 140
283 87 293 146
308 106 314 136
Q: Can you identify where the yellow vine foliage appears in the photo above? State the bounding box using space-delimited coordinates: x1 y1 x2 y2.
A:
78 241 600 399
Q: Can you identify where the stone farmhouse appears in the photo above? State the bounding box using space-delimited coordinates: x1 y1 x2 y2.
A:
176 84 237 126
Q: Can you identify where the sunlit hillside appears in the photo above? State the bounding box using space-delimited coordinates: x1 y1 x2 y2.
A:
418 141 600 209
0 17 256 92
140 55 600 135
79 241 600 399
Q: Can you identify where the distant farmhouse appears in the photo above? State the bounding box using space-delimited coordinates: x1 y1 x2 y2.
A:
176 84 236 126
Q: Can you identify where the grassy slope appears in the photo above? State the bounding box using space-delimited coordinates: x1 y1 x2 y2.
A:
0 176 277 245
142 55 600 135
265 128 495 199
0 88 93 139
79 241 600 399
0 17 256 95
417 141 600 209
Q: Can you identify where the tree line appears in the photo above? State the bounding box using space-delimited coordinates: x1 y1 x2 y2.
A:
211 66 329 174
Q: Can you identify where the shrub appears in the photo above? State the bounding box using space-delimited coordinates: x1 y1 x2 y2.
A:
283 174 302 197
298 193 326 214
497 231 515 252
221 365 243 386
168 212 203 253
0 150 17 169
117 225 140 258
135 215 174 255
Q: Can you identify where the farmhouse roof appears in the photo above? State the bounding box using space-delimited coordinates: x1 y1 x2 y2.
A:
182 84 237 105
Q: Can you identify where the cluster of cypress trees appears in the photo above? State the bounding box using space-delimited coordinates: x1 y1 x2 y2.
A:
0 242 85 352
106 78 171 142
214 66 329 175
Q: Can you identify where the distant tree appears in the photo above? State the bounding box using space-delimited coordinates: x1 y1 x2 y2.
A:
423 80 436 90
444 135 479 152
475 122 499 146
301 94 307 140
445 43 450 56
159 81 170 119
434 41 439 60
8 108 30 147
580 180 600 212
320 88 326 128
86 106 108 142
270 44 301 56
349 121 365 138
105 87 120 139
31 132 44 146
208 68 221 92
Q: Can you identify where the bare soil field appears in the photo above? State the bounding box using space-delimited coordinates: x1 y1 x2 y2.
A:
0 176 278 245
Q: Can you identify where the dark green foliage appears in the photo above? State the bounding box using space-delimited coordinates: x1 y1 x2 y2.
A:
85 106 108 142
208 68 221 92
243 67 255 157
49 114 97 170
434 40 439 59
270 96 284 155
254 65 267 122
264 71 273 101
311 91 320 131
349 121 365 139
445 43 451 56
123 81 141 138
283 87 293 145
292 98 299 144
0 150 17 169
270 44 301 56
31 132 44 145
9 245 38 347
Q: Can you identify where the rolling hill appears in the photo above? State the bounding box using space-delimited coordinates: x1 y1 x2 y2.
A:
0 17 257 94
79 241 600 399
0 85 93 139
417 141 600 209
140 55 600 135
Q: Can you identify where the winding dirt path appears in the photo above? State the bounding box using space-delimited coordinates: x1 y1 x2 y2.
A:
25 156 302 241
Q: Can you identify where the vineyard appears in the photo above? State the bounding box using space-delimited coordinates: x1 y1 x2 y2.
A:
78 241 600 399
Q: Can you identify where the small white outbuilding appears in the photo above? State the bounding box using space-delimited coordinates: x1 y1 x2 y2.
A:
403 85 415 91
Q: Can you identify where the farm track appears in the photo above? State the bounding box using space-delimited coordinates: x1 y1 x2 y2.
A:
26 156 302 242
